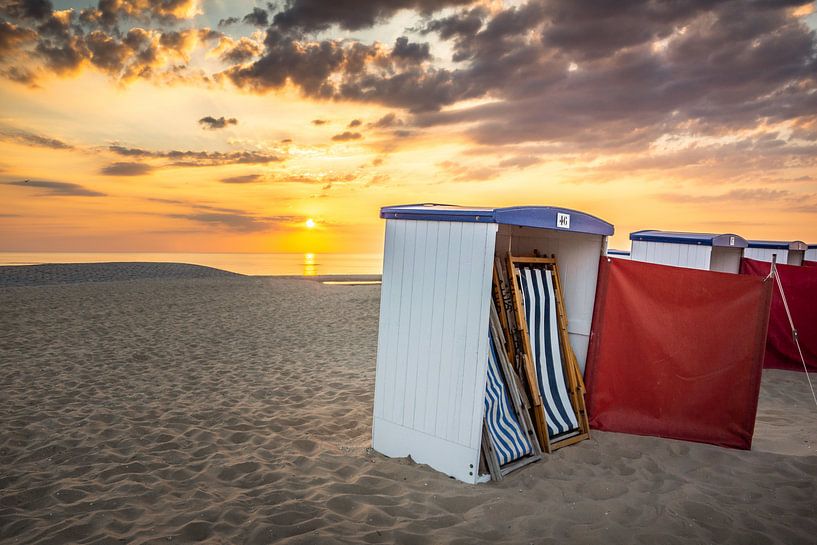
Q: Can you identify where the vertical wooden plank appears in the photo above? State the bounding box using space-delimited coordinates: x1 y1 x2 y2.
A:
422 221 449 434
405 221 437 429
398 221 427 426
391 220 418 422
373 220 396 421
630 241 645 262
378 220 406 423
435 222 464 438
445 223 476 443
460 223 496 448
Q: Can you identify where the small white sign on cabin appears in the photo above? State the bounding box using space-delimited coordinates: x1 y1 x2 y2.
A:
557 212 570 229
730 236 735 246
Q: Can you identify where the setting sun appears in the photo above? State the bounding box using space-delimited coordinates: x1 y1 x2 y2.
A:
305 219 316 229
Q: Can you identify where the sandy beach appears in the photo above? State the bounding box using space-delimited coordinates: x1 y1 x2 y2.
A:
1 263 815 545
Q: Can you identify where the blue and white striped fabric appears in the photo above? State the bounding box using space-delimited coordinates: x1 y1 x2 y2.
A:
518 267 579 439
484 330 533 466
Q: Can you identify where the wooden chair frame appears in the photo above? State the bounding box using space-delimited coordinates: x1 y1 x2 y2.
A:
505 254 590 453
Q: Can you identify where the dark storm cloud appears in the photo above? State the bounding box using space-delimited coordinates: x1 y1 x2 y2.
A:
75 0 202 27
2 0 53 21
220 174 264 183
0 20 37 52
331 131 362 141
243 7 269 27
420 6 486 41
100 161 154 175
5 179 105 196
108 145 282 166
2 0 815 162
198 116 238 129
391 37 430 64
270 0 473 32
0 127 72 149
218 16 239 27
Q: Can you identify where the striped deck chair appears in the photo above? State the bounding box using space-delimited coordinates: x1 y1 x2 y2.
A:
481 303 541 480
484 329 533 465
507 256 590 452
518 266 579 439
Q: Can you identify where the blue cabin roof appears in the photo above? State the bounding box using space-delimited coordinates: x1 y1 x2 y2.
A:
630 230 747 248
747 240 807 251
380 203 614 236
607 249 631 256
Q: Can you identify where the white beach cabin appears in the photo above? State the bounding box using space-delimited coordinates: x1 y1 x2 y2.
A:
629 230 747 273
808 244 817 262
606 249 631 260
372 203 614 483
744 240 808 266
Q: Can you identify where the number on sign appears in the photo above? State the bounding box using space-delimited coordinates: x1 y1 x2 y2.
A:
557 212 571 229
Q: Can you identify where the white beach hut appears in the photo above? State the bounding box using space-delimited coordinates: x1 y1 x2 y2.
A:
629 230 747 273
606 249 631 260
744 240 808 266
371 203 614 483
808 244 817 262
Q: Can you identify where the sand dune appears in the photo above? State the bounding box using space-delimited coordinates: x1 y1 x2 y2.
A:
1 264 815 544
0 262 242 287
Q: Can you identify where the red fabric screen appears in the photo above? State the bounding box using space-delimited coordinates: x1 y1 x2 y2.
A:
739 258 817 372
804 260 817 267
585 258 771 450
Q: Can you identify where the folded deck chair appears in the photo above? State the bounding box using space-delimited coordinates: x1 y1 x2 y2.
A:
507 256 590 452
481 305 541 480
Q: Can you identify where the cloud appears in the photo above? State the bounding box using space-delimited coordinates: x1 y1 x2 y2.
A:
198 116 238 130
498 155 541 169
311 119 328 125
5 179 105 196
100 161 154 176
331 131 362 142
167 212 272 232
270 0 473 32
348 119 361 127
658 188 794 204
220 174 263 184
243 7 269 27
215 36 263 63
0 127 72 149
437 160 500 182
391 36 431 64
108 145 282 167
2 0 53 21
0 20 36 53
371 113 404 128
218 16 239 27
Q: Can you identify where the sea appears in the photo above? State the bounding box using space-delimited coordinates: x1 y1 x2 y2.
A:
0 252 383 277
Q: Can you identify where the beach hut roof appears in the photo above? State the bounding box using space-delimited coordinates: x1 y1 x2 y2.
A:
629 230 748 248
747 240 808 251
380 203 614 236
607 249 631 256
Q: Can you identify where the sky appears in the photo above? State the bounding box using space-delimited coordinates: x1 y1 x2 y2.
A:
1 0 816 254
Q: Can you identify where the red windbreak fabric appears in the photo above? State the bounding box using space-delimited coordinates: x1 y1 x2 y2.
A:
585 258 771 450
739 258 817 372
804 260 817 267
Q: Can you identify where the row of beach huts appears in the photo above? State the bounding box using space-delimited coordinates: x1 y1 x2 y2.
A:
370 203 816 484
608 231 815 271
